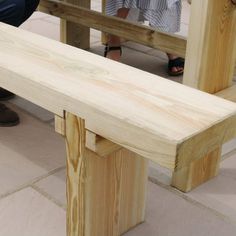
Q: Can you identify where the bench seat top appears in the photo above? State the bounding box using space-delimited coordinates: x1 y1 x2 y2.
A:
1 22 236 169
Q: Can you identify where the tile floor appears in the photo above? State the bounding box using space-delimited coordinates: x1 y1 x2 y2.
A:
1 0 236 235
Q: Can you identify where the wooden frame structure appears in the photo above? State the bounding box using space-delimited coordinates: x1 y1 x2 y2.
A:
0 0 235 236
38 0 236 191
1 22 236 236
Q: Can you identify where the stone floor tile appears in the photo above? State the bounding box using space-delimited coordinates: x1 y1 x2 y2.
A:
20 18 60 41
91 29 101 39
220 153 236 180
187 175 236 223
124 182 236 236
10 96 54 122
0 188 65 236
0 104 65 196
34 169 66 207
222 138 236 157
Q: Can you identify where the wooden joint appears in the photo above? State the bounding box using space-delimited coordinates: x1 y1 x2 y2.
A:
86 130 122 157
55 113 66 136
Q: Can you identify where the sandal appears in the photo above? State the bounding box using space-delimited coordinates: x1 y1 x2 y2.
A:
104 44 122 58
168 57 185 76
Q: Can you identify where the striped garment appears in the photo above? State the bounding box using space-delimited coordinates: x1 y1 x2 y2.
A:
105 0 182 33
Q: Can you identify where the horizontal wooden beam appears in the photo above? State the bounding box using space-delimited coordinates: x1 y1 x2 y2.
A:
1 23 236 170
55 114 121 156
38 0 186 57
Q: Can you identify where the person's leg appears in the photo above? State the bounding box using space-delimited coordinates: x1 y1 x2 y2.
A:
22 0 40 23
0 0 25 26
105 8 129 61
0 0 39 126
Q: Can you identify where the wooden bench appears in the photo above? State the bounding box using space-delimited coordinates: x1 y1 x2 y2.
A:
1 22 236 235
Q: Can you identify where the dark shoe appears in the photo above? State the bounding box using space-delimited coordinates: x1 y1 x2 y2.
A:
0 88 15 101
0 103 20 127
168 57 185 76
104 44 122 57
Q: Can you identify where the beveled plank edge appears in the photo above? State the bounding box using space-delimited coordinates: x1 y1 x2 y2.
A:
175 114 236 170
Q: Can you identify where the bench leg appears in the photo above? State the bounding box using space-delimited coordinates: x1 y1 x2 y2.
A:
65 112 148 236
171 148 221 192
175 0 236 192
60 0 90 49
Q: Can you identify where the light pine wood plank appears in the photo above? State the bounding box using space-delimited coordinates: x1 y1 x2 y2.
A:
172 0 236 192
1 23 236 170
65 112 148 236
55 115 66 136
60 0 90 49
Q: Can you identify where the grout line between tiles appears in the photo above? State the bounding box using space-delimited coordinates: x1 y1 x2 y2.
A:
0 166 66 201
222 148 236 161
148 176 236 226
31 185 66 210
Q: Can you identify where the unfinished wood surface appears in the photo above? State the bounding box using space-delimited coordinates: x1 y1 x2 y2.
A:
172 148 221 192
55 115 66 136
101 0 108 44
86 131 122 157
1 23 236 170
65 112 148 236
183 0 236 92
60 0 90 49
39 0 186 57
172 0 236 192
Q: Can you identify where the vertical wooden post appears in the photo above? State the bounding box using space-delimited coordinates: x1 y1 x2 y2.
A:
60 0 90 49
65 112 148 236
101 0 108 44
172 0 236 192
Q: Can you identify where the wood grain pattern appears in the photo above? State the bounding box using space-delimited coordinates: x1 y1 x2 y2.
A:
65 113 86 236
86 131 122 157
55 115 66 136
1 23 236 170
65 112 148 236
172 0 236 192
183 0 236 92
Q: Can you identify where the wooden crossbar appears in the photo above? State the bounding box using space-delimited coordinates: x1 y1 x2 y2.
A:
38 0 186 57
38 0 236 74
1 22 236 170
